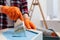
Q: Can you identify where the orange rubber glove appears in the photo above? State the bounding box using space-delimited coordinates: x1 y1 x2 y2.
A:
24 18 36 30
1 6 24 21
1 6 36 30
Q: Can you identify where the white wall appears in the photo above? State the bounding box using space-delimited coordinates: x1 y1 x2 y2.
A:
47 0 58 19
47 0 53 19
58 0 60 19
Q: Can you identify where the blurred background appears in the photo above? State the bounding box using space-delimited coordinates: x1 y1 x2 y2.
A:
27 0 60 32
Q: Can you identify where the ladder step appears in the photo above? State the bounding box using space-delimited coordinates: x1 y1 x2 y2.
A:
32 3 38 5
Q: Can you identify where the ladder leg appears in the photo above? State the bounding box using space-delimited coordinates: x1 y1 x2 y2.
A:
29 0 37 20
29 0 34 13
37 0 48 29
29 0 34 20
30 5 35 20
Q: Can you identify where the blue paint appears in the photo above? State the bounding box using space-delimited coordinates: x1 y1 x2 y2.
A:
3 29 38 40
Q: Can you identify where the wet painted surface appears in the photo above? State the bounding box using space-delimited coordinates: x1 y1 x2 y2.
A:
3 29 38 40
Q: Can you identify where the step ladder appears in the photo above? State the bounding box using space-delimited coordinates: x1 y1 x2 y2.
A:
29 0 48 29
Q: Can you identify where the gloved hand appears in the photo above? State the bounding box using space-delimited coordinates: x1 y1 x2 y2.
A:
1 6 24 21
24 18 36 30
1 6 36 30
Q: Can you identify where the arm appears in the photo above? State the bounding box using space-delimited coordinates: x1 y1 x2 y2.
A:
21 0 36 29
0 6 24 21
0 0 29 20
0 2 36 30
20 0 29 19
0 5 3 13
